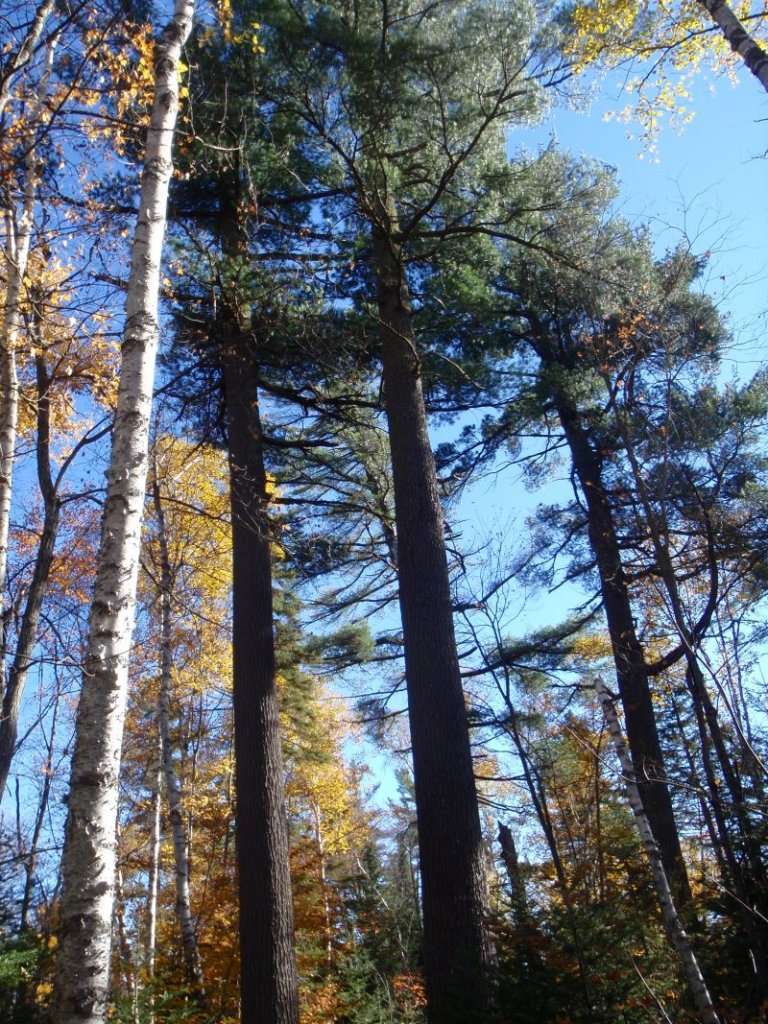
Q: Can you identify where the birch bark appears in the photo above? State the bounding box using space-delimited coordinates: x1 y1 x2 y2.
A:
696 0 768 93
595 675 720 1024
50 4 194 1022
0 0 55 121
0 38 56 695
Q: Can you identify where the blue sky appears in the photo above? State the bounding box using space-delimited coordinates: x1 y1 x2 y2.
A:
452 61 768 628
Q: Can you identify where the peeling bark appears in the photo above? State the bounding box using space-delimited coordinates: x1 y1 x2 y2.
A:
50 5 194 1022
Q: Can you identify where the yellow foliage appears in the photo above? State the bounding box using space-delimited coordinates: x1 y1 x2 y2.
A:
570 631 614 663
566 0 767 148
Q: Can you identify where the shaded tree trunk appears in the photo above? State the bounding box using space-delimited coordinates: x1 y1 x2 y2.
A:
596 676 720 1024
618 415 768 997
20 674 59 931
145 737 162 1024
0 38 55 698
0 343 60 797
498 823 529 925
50 5 194 1021
541 377 692 909
221 332 299 1024
696 0 768 93
151 474 207 1004
372 215 493 1024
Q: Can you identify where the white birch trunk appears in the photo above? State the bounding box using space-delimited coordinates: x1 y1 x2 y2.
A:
0 38 56 682
152 475 206 1002
595 675 720 1024
697 0 768 93
0 0 55 121
50 5 194 1022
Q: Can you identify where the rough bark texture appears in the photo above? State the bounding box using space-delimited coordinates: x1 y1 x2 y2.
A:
697 0 768 93
50 5 194 1022
596 676 720 1024
543 379 692 909
152 476 207 1003
373 221 493 1024
221 338 299 1024
0 39 55 695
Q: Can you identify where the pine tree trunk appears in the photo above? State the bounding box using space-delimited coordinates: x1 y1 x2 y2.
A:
221 336 299 1024
547 387 692 908
595 676 720 1024
696 0 768 92
618 416 768 993
0 39 55 695
151 474 207 1003
50 5 194 1021
372 220 493 1024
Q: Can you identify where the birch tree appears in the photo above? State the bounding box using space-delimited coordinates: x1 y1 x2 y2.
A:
595 675 720 1024
0 0 55 121
697 0 768 92
0 37 56 698
150 469 206 1005
50 3 195 1021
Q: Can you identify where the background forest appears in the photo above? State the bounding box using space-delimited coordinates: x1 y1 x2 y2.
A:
1 1 768 1023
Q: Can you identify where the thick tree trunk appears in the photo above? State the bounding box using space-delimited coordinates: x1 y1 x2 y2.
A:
372 220 493 1024
696 0 768 93
0 350 60 797
0 39 55 694
547 388 692 908
221 337 299 1024
151 474 207 1003
596 676 720 1024
50 5 194 1022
